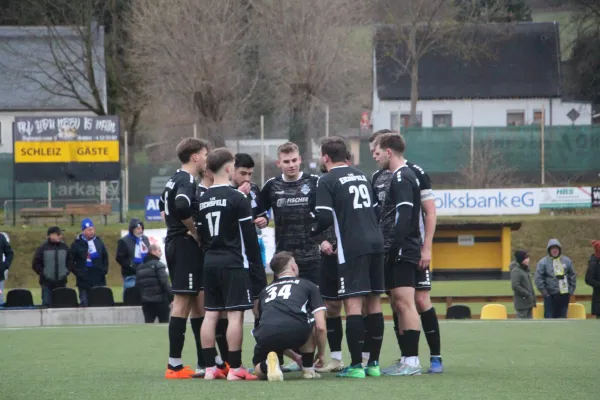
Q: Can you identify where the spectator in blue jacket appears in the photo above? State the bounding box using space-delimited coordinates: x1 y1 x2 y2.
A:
116 218 150 294
70 219 109 306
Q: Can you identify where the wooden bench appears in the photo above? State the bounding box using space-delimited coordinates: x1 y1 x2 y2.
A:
20 208 65 224
65 203 112 226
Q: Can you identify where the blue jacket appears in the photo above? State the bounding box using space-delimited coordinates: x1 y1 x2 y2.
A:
70 235 109 289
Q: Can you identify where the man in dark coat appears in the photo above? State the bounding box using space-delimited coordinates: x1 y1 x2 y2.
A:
70 219 109 306
116 218 150 294
586 241 600 318
32 227 74 306
136 244 172 323
0 232 14 305
510 250 536 319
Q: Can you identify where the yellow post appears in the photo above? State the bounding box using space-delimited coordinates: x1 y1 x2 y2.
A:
501 226 511 274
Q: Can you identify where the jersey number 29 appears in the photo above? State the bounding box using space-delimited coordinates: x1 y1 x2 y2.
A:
205 211 221 236
265 284 292 303
349 184 371 209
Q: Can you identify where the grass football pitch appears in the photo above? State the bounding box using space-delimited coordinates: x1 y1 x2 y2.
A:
2 320 597 400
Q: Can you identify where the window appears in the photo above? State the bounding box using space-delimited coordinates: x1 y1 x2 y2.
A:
433 112 452 127
506 111 525 126
532 110 543 125
390 111 422 129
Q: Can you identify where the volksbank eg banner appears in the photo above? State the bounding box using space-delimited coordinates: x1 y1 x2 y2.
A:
434 189 539 216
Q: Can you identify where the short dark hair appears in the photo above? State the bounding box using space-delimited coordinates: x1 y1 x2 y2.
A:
277 142 299 155
176 138 210 163
377 133 406 154
207 147 234 173
320 137 348 163
270 251 294 276
369 129 394 143
346 150 352 161
234 153 255 169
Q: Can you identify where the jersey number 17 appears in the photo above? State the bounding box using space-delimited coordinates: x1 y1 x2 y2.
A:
205 211 221 236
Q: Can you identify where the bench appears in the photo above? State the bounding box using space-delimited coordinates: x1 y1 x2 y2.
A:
20 208 65 224
65 203 112 226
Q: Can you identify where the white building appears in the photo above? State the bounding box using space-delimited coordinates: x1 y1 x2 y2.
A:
0 25 107 154
371 22 592 130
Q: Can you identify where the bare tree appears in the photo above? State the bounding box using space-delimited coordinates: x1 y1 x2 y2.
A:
459 138 516 188
127 0 258 147
375 0 505 126
0 0 144 146
251 0 372 161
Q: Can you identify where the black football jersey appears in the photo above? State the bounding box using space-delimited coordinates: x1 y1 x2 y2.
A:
257 173 321 263
315 166 384 264
197 184 261 269
385 165 422 262
372 168 394 250
160 169 198 241
406 161 433 242
258 276 326 328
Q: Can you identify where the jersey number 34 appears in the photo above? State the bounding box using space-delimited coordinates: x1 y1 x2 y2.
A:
349 184 371 209
265 284 292 303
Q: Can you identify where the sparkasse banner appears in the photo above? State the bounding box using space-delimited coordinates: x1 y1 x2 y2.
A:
434 189 539 216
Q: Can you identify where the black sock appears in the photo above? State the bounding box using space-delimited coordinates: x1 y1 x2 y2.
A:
260 361 268 374
345 315 365 367
420 307 441 358
403 329 421 357
229 350 242 369
278 353 285 365
326 317 343 352
203 347 217 368
361 315 371 354
393 313 403 355
168 316 187 361
254 317 260 330
365 313 384 364
190 317 205 368
215 318 229 363
301 352 314 368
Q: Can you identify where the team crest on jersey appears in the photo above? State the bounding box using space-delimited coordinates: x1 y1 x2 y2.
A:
301 183 310 195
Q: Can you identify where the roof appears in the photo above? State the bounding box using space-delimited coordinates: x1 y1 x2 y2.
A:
0 25 107 111
374 22 562 101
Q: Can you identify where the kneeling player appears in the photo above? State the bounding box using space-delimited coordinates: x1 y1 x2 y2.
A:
197 148 261 381
253 251 327 381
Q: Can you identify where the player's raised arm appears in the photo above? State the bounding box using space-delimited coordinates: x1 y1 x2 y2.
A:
238 195 263 266
311 176 334 236
254 179 273 228
391 171 414 254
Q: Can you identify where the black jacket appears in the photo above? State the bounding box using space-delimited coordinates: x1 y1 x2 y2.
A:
135 254 172 303
116 218 150 277
0 233 14 281
70 235 109 289
586 255 600 316
32 240 73 286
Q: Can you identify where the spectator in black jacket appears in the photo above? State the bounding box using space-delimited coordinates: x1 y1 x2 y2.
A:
116 218 150 294
0 232 14 305
136 244 172 323
70 219 109 306
587 241 600 318
32 227 74 306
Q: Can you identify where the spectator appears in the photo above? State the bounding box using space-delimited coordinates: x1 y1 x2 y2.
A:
586 241 600 319
70 218 109 306
0 232 14 305
534 239 576 319
135 244 172 323
510 250 536 319
32 227 73 307
116 218 150 294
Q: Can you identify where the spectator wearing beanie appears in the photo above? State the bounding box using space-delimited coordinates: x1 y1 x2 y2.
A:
535 239 576 319
116 218 150 294
70 218 109 306
586 241 600 318
510 250 536 319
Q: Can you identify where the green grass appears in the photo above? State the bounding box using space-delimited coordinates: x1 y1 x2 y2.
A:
1 321 597 400
14 278 593 315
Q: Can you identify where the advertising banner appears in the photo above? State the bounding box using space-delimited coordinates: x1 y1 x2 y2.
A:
539 187 591 209
434 188 540 216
